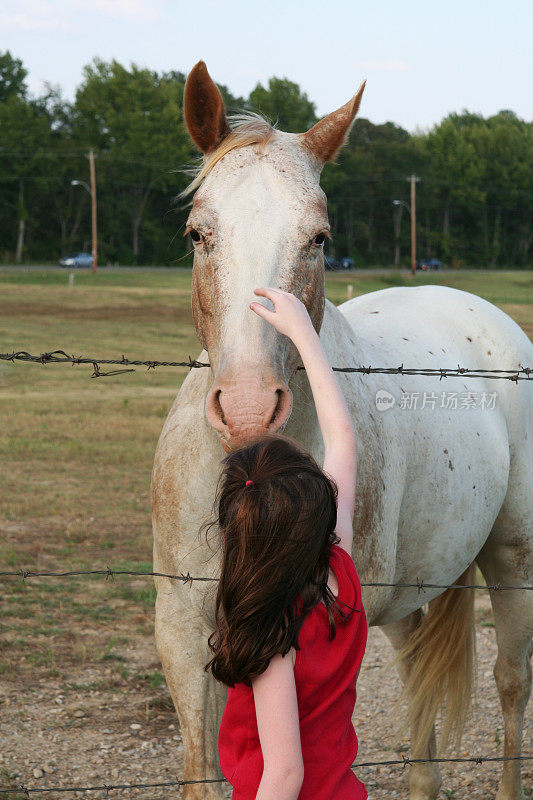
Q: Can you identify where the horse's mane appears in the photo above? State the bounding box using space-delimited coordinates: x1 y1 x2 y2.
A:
181 113 276 197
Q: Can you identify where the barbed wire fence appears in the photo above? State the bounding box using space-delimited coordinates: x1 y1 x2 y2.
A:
1 756 532 796
2 347 533 795
1 567 533 593
1 349 532 380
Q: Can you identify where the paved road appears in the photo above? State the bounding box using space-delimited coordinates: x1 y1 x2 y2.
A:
0 265 441 275
0 264 195 273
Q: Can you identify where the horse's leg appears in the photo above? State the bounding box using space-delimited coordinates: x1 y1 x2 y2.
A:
476 521 533 800
155 581 228 800
380 611 441 800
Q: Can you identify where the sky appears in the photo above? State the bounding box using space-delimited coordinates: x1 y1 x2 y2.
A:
2 0 532 132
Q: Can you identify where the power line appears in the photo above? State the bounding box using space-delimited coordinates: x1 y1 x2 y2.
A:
0 151 184 170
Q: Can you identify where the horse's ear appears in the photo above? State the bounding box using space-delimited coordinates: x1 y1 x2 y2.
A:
184 61 231 155
301 81 366 164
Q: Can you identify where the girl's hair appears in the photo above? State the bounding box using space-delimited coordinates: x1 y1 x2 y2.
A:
204 433 352 688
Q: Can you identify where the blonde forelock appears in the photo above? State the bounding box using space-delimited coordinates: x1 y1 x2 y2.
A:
180 113 276 198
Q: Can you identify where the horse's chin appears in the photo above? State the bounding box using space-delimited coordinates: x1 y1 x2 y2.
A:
219 434 233 454
217 432 257 453
216 418 291 454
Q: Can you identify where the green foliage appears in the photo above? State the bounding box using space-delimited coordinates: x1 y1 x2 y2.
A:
0 51 531 267
0 91 57 261
424 110 533 267
322 118 423 264
248 77 316 132
0 51 27 101
72 59 193 263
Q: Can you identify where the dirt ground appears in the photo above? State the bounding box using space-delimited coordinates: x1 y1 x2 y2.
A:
1 591 532 799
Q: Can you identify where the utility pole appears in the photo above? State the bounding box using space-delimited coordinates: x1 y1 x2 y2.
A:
406 174 420 275
88 150 98 273
392 201 404 267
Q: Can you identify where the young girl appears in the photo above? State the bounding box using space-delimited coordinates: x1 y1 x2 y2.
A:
205 287 368 800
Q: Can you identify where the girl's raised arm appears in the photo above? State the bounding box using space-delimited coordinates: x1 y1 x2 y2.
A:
250 288 357 555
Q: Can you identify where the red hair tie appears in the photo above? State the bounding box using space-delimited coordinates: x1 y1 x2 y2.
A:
245 480 254 487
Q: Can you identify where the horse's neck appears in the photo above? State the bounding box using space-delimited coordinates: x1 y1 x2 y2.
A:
320 297 364 367
287 299 368 447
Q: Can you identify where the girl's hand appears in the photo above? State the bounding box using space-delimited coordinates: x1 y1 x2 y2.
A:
250 288 315 343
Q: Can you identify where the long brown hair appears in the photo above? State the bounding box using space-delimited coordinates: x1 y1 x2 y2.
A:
205 434 353 688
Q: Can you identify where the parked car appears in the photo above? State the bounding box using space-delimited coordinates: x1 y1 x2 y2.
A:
417 258 443 271
59 252 93 268
340 257 355 270
324 254 355 271
324 254 341 271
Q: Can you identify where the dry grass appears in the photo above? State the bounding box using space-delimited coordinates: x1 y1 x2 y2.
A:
1 267 531 679
0 267 532 798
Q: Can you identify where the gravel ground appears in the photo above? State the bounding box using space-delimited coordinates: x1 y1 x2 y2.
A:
1 592 531 800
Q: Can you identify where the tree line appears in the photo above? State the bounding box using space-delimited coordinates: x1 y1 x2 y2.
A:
0 51 531 268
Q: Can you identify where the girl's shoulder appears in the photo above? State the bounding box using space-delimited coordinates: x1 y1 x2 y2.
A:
330 542 360 586
328 543 363 618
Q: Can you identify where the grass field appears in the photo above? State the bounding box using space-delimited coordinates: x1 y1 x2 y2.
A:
1 266 533 680
0 267 532 797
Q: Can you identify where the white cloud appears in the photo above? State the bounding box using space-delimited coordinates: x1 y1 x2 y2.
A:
0 12 56 28
0 0 65 30
82 0 161 21
0 0 161 30
359 59 411 72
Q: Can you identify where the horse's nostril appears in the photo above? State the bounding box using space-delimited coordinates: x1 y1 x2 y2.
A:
206 376 292 444
214 390 227 426
269 389 284 427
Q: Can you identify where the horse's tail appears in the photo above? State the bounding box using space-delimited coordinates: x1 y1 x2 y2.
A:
390 562 477 758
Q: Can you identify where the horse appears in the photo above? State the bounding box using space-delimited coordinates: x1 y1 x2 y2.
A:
152 61 533 800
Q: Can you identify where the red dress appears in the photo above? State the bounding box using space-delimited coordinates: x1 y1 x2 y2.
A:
218 544 368 799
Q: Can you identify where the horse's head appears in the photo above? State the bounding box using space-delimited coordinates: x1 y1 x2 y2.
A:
183 61 365 451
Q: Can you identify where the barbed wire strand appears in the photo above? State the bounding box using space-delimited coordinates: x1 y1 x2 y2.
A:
1 350 532 381
0 567 532 594
1 755 532 795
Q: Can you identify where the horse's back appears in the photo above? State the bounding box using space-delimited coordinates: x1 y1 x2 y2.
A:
339 284 532 431
339 284 533 546
339 284 532 365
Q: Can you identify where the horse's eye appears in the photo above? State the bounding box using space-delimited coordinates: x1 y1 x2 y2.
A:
312 232 327 247
190 229 203 244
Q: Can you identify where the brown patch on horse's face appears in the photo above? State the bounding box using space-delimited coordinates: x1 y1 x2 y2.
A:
188 206 222 355
191 252 217 353
301 259 325 332
279 239 325 372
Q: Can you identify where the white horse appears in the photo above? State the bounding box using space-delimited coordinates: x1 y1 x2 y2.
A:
152 61 533 800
